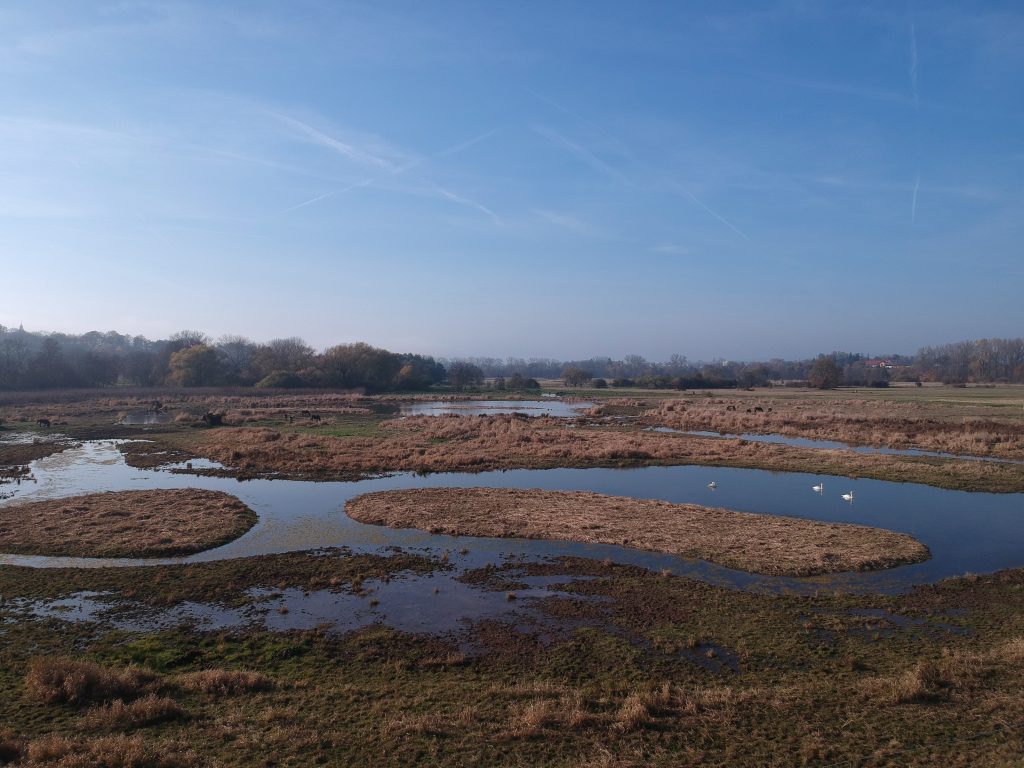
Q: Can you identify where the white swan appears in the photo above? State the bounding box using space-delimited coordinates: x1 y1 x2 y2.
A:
841 491 854 502
812 483 824 493
708 481 717 489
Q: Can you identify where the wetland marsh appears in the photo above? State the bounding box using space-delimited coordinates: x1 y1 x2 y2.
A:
2 386 1024 766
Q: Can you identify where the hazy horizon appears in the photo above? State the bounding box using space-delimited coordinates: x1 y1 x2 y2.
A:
0 321 978 364
3 2 1021 359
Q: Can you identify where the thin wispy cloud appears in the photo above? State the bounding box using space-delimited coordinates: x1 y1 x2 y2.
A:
278 177 374 214
911 173 920 224
534 209 599 236
422 179 501 224
669 182 750 241
761 74 916 106
275 114 400 171
651 243 692 256
528 109 750 243
529 123 637 188
274 121 500 219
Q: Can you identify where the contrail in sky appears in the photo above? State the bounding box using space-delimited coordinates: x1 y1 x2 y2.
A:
279 178 374 214
277 126 499 217
423 180 501 224
911 174 920 224
527 100 749 242
671 182 750 241
529 123 637 188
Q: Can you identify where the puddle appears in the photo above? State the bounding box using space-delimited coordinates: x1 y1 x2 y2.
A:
401 400 592 418
119 411 174 425
5 569 607 640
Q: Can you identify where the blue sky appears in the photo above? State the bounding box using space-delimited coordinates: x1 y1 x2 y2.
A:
1 1 1021 360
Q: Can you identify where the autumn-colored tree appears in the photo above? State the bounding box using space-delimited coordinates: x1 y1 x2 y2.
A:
168 344 223 387
808 356 842 389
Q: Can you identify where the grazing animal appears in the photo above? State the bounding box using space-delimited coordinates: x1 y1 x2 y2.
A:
285 414 293 423
746 408 752 413
310 413 321 423
201 412 224 426
300 410 311 417
726 405 736 411
36 418 51 428
753 406 764 413
812 483 824 493
841 491 854 502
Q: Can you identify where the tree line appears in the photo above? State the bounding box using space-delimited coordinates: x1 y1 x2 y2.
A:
0 327 443 393
456 338 1024 389
2 325 1022 392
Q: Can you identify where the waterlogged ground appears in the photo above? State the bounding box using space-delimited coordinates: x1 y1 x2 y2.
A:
399 399 593 417
4 439 1024 590
4 424 1024 765
673 428 1024 465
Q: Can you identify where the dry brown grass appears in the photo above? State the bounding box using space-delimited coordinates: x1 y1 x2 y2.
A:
645 395 1024 460
190 413 1024 491
82 694 183 730
176 669 272 695
862 647 991 704
21 733 197 767
25 658 157 706
0 489 256 557
613 684 674 731
0 728 23 763
346 488 929 576
25 663 158 708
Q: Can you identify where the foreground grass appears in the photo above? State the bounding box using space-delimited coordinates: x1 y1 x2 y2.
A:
346 488 929 576
1 553 1023 766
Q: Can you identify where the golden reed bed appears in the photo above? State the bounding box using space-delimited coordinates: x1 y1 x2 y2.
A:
0 489 255 558
346 488 929 576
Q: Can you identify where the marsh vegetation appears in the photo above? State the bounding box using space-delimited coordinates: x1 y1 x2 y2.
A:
346 488 929 576
1 384 1023 765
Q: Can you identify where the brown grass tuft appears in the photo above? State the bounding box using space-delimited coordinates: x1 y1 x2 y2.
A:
23 733 197 767
83 694 183 729
614 683 673 731
176 669 272 695
0 728 24 764
25 658 157 706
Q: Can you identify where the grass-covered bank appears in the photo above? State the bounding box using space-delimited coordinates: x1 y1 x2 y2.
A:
346 488 929 576
0 490 256 558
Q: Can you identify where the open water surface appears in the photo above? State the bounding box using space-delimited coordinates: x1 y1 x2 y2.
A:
3 437 1021 637
400 399 592 417
2 439 1022 591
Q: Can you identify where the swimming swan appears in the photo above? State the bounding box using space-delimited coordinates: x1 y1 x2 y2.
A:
841 491 854 502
